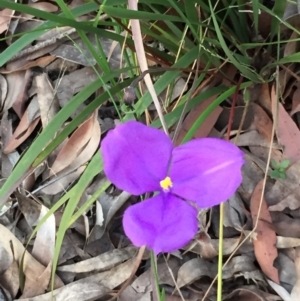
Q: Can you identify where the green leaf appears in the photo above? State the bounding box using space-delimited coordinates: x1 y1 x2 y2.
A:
279 172 286 179
270 170 280 179
280 159 290 169
271 160 279 169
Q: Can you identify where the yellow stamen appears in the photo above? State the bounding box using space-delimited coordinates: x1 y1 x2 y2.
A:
160 176 173 191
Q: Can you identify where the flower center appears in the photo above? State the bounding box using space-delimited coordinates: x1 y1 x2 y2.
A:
160 176 173 192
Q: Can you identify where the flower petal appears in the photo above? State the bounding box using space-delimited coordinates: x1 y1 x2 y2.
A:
170 138 244 208
101 121 173 195
123 193 198 254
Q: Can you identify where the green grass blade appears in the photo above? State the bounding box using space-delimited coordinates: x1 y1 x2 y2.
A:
51 152 105 290
102 5 183 22
270 0 287 39
208 0 260 82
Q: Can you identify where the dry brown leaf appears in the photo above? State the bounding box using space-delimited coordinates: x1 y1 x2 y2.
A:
187 231 253 258
253 103 273 142
22 2 58 21
87 190 131 241
269 189 300 212
35 73 60 128
16 192 41 226
0 259 19 299
119 286 145 301
3 70 27 115
250 179 279 283
222 255 262 281
0 73 8 106
223 193 247 231
224 285 279 301
1 111 19 177
184 230 216 258
3 97 40 154
32 207 55 267
42 165 86 195
54 67 98 106
0 224 63 295
257 83 272 114
176 258 216 288
0 54 56 74
49 111 97 176
125 257 179 300
235 130 279 148
276 252 296 291
1 56 56 74
0 9 13 34
221 64 237 87
267 160 300 211
291 256 300 300
217 103 254 132
19 259 136 301
42 111 100 194
16 191 55 267
175 95 223 145
60 112 100 175
21 262 53 298
271 212 300 238
272 87 300 164
57 231 86 266
57 246 136 275
291 83 300 116
50 34 121 68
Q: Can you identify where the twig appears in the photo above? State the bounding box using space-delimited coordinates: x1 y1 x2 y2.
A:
127 0 168 134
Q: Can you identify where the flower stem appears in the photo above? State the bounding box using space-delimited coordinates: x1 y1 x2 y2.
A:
217 202 224 301
151 251 164 301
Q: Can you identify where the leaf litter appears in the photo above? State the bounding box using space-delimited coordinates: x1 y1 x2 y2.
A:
1 1 300 301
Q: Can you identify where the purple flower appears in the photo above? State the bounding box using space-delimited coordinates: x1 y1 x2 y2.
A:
101 121 244 254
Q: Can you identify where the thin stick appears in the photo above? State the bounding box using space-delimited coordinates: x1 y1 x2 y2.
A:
127 0 168 134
